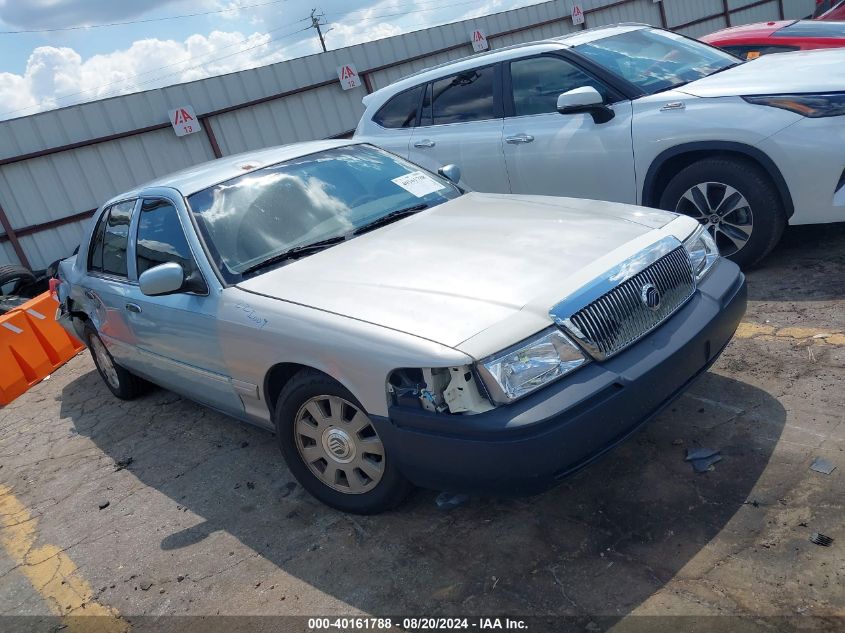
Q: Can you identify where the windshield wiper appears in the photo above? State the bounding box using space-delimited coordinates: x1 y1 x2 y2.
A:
353 204 428 236
240 235 348 275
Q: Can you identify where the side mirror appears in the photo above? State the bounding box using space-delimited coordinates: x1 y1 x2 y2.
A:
139 262 186 296
438 164 462 184
556 87 615 124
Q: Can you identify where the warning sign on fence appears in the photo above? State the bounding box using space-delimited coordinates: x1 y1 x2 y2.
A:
470 28 489 52
572 4 585 25
168 105 202 137
337 63 362 90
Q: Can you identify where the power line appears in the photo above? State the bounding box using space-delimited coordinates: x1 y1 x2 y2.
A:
0 0 293 34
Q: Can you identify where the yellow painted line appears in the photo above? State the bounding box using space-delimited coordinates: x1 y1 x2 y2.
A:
0 485 127 633
735 322 845 346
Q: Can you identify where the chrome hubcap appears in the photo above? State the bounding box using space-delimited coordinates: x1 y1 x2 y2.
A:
90 336 119 390
294 395 385 494
675 182 754 256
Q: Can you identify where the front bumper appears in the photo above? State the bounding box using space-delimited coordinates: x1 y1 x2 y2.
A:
371 258 746 493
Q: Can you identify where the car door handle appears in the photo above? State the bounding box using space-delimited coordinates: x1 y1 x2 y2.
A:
125 303 142 314
84 289 101 304
413 139 436 148
505 134 535 144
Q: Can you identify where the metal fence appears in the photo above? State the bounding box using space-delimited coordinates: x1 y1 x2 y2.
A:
0 0 815 269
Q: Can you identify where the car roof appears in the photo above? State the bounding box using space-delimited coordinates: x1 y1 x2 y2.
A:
362 23 648 108
110 139 359 203
700 20 796 43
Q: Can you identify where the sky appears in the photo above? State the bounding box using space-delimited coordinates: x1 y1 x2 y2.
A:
0 0 544 121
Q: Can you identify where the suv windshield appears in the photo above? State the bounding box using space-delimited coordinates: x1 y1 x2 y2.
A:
187 144 461 281
575 28 741 95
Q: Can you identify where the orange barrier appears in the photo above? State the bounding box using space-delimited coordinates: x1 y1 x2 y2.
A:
0 292 84 406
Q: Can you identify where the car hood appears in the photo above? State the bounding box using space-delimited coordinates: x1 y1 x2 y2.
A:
679 48 845 98
236 193 676 350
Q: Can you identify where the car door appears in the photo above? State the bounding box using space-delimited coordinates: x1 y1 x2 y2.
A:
123 196 243 415
501 54 637 203
407 64 510 193
82 199 140 368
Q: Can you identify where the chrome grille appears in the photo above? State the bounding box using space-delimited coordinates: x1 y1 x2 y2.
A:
561 247 695 360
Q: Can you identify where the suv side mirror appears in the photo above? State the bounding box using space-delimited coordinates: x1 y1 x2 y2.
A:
557 87 615 124
438 164 462 184
139 262 188 296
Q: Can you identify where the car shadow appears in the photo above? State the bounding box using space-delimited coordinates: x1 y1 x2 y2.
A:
60 367 786 619
746 222 845 302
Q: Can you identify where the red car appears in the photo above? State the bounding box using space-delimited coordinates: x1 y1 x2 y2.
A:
701 19 845 59
815 0 845 19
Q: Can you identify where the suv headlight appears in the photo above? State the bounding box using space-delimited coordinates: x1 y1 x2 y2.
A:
743 93 845 118
684 225 719 281
477 329 587 404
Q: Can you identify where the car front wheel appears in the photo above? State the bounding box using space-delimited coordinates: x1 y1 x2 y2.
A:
274 370 411 514
659 157 786 268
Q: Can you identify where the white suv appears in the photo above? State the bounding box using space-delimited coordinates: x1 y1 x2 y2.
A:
355 24 845 267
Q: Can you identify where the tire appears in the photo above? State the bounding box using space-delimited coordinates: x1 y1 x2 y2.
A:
0 264 36 295
658 157 786 269
84 323 147 400
274 370 412 514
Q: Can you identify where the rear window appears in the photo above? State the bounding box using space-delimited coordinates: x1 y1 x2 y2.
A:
774 20 845 37
421 66 496 126
721 44 800 59
372 85 423 129
88 200 134 277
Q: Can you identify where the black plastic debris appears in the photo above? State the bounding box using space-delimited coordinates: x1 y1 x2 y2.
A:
435 491 469 511
685 448 722 473
809 457 836 475
810 533 833 547
98 500 110 510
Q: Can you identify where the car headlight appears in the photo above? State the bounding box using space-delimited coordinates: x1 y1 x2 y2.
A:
477 329 587 404
683 225 719 282
742 93 845 118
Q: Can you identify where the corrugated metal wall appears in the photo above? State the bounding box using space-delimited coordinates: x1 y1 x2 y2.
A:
0 0 816 269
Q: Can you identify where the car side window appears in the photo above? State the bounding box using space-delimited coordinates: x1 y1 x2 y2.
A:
136 199 200 281
509 56 608 117
372 85 424 128
88 200 133 277
422 66 496 126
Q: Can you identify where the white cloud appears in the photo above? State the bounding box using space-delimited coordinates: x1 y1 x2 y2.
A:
0 28 309 119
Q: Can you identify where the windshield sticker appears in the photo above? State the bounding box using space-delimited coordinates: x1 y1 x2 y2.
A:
391 171 447 198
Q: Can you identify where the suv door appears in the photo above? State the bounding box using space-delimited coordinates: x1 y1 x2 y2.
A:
407 64 510 193
83 199 139 368
501 54 637 203
124 197 243 415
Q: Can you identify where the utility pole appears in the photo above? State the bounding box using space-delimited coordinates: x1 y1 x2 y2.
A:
310 8 329 52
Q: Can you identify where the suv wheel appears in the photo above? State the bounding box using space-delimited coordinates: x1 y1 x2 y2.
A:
659 157 786 268
274 370 411 514
85 323 147 400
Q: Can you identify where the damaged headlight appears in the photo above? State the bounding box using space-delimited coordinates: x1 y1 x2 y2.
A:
477 329 587 404
683 225 719 282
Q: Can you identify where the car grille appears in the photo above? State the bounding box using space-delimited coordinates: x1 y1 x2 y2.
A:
561 247 695 360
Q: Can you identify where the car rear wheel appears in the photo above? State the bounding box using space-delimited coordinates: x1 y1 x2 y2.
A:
85 323 147 400
659 157 786 268
274 370 411 514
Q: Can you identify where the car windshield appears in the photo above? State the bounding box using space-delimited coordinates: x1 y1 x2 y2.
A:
575 28 742 95
187 144 461 281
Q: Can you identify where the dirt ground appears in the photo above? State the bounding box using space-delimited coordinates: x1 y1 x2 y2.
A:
1 223 844 633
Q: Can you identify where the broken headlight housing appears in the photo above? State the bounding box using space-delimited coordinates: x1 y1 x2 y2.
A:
683 225 719 282
477 329 587 404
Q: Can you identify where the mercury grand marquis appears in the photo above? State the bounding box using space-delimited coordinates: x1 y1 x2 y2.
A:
55 140 746 514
